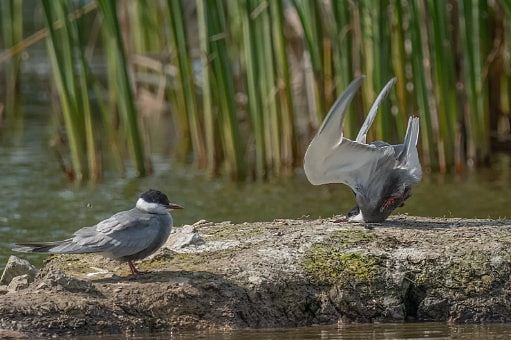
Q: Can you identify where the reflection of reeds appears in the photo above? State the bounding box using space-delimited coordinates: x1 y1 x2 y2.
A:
3 1 511 180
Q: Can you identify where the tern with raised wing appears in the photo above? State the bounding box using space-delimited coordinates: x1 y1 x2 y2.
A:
304 76 422 222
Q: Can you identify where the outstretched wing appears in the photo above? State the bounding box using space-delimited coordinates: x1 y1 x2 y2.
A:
304 76 395 192
356 78 396 144
398 116 422 181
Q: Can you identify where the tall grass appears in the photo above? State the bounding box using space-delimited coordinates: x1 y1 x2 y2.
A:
0 0 23 127
42 0 96 182
98 0 148 177
2 0 511 180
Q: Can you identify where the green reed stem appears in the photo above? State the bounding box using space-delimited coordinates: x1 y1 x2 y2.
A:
98 0 147 176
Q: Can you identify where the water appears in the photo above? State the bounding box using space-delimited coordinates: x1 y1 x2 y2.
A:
77 323 511 339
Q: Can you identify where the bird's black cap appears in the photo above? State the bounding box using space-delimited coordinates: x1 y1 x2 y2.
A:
139 189 170 206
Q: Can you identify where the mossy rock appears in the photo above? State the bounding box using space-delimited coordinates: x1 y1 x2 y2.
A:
302 244 380 285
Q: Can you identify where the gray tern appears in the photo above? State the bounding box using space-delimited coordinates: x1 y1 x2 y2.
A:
13 189 183 276
304 76 422 222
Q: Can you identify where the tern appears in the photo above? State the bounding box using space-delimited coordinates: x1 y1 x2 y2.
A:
13 189 183 276
304 76 422 222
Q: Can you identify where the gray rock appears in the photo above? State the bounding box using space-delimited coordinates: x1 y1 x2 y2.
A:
164 225 205 250
7 274 30 293
193 219 212 227
0 256 37 285
0 285 8 295
36 269 99 294
0 329 27 338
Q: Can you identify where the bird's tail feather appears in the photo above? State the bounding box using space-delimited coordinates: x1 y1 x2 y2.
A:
13 240 103 254
13 240 72 253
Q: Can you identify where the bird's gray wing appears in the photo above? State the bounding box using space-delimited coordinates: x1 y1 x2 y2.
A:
315 76 365 146
355 78 396 144
397 116 422 181
51 210 163 257
304 76 393 191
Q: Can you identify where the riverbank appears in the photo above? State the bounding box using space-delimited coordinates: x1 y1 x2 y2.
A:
1 215 511 336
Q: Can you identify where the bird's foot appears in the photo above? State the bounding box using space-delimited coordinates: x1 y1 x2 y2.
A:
127 272 147 280
127 260 147 279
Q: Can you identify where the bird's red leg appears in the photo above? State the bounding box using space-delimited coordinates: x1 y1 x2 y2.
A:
128 261 140 275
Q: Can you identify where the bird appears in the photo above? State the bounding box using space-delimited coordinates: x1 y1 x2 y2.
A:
304 76 422 223
13 189 183 276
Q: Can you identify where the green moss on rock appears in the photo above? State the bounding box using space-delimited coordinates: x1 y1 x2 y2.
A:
302 244 379 285
333 229 377 247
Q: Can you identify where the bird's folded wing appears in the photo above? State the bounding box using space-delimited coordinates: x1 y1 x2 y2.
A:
59 212 162 256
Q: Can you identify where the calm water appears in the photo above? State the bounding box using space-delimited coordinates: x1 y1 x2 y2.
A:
76 323 511 339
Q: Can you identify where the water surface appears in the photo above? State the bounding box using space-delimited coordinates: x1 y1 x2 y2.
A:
78 323 511 339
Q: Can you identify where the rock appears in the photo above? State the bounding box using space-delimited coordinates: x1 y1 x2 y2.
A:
193 219 212 227
0 329 27 338
418 297 450 320
0 285 8 295
164 225 205 251
0 215 510 336
7 274 30 293
0 256 37 285
35 269 99 294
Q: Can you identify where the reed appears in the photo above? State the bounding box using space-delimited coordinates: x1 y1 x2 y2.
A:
0 0 23 127
200 0 245 179
291 0 326 125
167 0 207 170
2 0 511 180
42 0 86 181
98 0 148 176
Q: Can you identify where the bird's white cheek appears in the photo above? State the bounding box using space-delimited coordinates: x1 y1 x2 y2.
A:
348 210 365 222
136 198 168 214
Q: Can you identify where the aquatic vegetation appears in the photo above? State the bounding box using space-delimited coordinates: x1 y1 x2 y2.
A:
42 0 99 181
0 0 23 128
1 0 511 181
98 0 148 177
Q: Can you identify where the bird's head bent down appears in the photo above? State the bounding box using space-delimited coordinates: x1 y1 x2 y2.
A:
136 189 184 215
349 168 415 222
